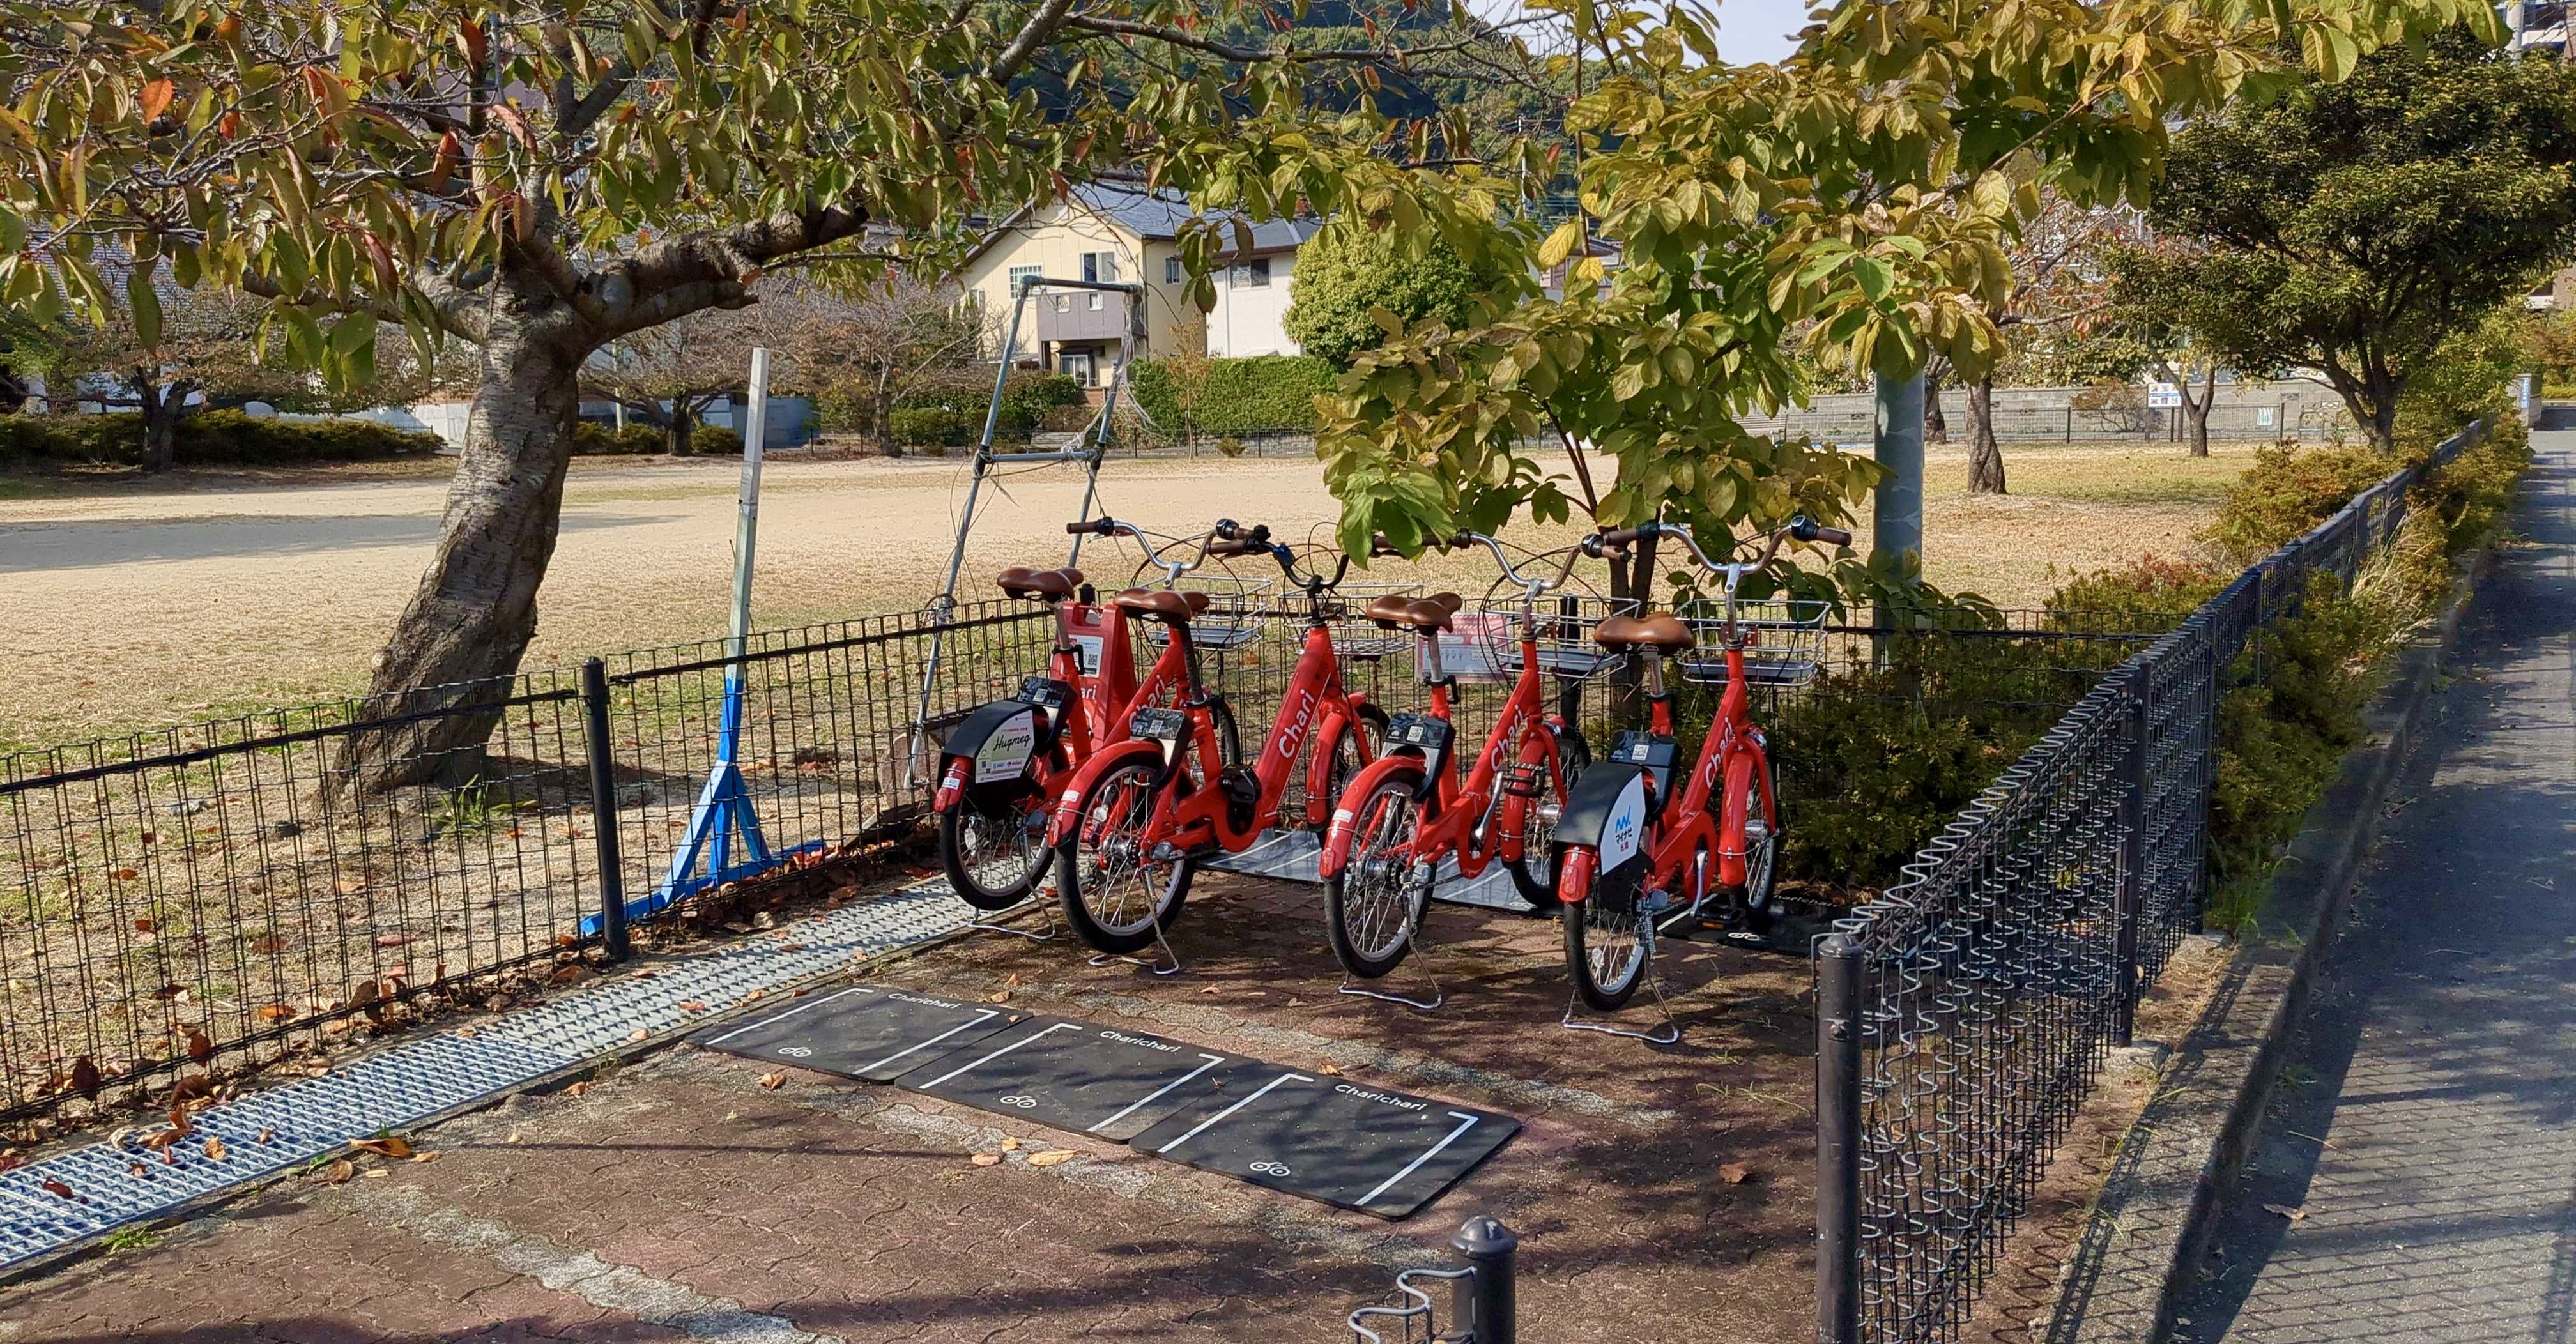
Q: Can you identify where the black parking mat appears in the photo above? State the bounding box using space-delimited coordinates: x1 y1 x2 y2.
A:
1130 1071 1519 1219
893 1018 1242 1141
692 985 1028 1081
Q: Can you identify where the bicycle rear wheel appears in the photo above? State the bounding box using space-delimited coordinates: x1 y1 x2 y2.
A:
1506 726 1590 905
1325 767 1429 979
1736 763 1780 933
1558 847 1647 1011
938 791 1052 911
1054 756 1193 955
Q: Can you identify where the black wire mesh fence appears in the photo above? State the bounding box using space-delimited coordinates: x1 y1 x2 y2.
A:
1814 421 2490 1344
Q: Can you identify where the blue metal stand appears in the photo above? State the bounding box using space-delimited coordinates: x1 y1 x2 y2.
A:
579 668 820 936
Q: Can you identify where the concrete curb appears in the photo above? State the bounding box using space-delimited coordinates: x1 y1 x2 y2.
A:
2043 546 2494 1344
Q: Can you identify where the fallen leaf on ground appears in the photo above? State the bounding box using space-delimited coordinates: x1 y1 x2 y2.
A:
985 990 1011 1004
187 1031 213 1062
126 1162 148 1177
756 1072 786 1090
1006 972 1023 987
350 1135 413 1159
1319 1064 1342 1076
2262 1203 2308 1221
411 1151 441 1164
1719 1163 1752 1185
1000 1136 1022 1152
626 1028 649 1042
364 1168 388 1179
42 1178 75 1200
1025 1150 1080 1168
969 1152 1002 1167
314 1159 354 1186
564 1081 593 1097
679 1000 709 1012
505 1131 523 1145
1197 986 1219 995
257 1128 277 1144
256 1004 294 1021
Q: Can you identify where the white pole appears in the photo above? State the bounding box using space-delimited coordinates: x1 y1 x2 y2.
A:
730 347 770 658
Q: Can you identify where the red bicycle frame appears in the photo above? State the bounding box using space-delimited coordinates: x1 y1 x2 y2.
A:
1610 641 1776 905
1049 620 1374 854
1319 615 1572 883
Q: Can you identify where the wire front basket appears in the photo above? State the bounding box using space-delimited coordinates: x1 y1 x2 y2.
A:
1322 581 1429 661
1137 574 1275 652
1450 595 1641 683
1676 599 1830 688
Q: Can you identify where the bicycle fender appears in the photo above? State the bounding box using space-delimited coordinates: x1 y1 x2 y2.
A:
1545 751 1648 901
942 699 1048 787
1045 738 1163 846
1717 751 1758 889
1317 752 1427 880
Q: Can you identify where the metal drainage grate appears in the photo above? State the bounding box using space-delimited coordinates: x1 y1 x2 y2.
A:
0 882 979 1272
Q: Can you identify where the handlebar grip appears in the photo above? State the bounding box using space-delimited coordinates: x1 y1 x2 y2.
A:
1064 519 1116 536
1811 525 1854 546
1598 524 1653 546
1788 515 1853 547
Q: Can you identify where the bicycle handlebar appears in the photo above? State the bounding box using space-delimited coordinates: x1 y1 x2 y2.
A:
1584 515 1850 597
1448 531 1581 599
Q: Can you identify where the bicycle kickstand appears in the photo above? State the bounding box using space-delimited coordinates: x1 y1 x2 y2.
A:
1560 924 1682 1045
967 893 1061 944
1338 908 1445 1012
1088 917 1184 977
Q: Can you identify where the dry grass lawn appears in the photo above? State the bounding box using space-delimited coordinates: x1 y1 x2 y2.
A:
0 439 2252 749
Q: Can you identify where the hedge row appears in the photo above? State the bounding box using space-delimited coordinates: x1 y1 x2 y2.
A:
0 409 446 466
1129 355 1335 436
815 369 1087 444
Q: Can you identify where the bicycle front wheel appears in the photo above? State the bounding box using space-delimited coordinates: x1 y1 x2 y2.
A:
1506 726 1590 906
1325 767 1429 979
1558 847 1647 1011
1054 756 1194 955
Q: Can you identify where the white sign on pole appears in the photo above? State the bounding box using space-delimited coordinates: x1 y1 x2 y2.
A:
2145 381 2182 409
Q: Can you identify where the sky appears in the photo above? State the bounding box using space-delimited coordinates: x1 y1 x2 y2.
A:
1467 0 1820 66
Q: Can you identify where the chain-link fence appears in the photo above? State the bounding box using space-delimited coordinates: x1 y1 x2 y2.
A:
1814 420 2489 1344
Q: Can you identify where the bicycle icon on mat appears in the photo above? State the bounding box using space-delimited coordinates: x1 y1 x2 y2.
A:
1000 1095 1040 1110
776 1046 813 1058
1249 1159 1292 1176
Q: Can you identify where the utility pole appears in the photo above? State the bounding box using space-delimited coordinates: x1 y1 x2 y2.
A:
1872 370 1926 628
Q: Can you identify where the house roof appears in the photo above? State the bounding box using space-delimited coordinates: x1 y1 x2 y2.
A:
965 180 1321 267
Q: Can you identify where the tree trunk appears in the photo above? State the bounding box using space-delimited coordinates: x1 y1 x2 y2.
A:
2182 363 2216 458
332 297 586 797
667 407 696 457
1924 377 1949 445
134 376 186 473
872 374 898 457
1965 377 2005 494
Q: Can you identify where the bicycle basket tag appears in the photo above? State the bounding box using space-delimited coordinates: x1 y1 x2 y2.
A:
972 710 1039 783
1601 773 1650 869
1070 634 1105 676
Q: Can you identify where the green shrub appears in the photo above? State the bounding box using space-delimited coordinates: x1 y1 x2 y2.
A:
888 407 970 447
570 421 664 455
2043 554 2227 632
2200 441 2396 567
1130 355 1334 437
1215 436 1248 458
887 368 1082 439
0 409 442 466
693 424 744 456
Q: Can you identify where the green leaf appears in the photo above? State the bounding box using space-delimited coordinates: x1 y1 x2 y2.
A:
125 259 163 349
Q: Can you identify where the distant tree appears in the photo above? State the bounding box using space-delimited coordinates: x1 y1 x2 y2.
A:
786 275 979 456
2140 25 2576 450
10 272 302 470
1963 199 2138 491
1284 224 1519 365
2103 236 2241 459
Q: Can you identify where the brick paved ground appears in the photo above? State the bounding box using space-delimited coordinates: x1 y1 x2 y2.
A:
0 872 1824 1343
2174 424 2576 1342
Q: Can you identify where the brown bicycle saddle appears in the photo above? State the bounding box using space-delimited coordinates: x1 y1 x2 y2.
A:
996 566 1084 601
1112 588 1214 622
1364 592 1462 632
1592 612 1696 652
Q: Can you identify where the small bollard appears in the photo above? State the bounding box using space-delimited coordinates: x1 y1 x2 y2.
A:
1451 1216 1517 1344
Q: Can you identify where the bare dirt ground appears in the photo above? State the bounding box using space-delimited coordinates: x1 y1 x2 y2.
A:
1 869 1833 1344
0 442 2251 747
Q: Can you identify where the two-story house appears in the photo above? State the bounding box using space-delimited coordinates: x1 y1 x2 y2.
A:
956 181 1320 391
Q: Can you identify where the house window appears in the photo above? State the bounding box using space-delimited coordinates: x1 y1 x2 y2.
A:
1165 256 1183 284
1080 251 1117 283
1061 350 1095 386
1008 264 1041 296
1232 257 1271 287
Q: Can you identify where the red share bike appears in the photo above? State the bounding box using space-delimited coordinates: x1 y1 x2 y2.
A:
1048 524 1388 958
930 520 1250 911
1317 533 1597 981
1547 515 1851 1025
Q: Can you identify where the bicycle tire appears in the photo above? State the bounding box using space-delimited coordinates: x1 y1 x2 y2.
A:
937 791 1052 911
1324 766 1428 980
1053 754 1194 955
1738 758 1781 933
1506 727 1591 906
1559 847 1647 1011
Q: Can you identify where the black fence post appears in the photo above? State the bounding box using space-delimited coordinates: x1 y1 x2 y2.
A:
1452 1216 1518 1344
2113 662 2147 1048
1817 933 1864 1344
580 657 631 962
